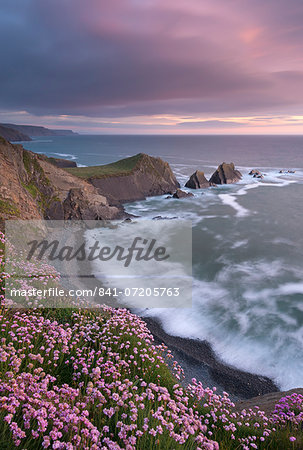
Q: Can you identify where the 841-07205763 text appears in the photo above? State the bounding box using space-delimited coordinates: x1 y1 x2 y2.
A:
98 287 180 297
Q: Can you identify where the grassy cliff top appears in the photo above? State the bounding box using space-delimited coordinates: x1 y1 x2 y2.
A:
65 153 144 179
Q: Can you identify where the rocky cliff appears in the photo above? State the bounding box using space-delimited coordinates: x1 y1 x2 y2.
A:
0 137 123 223
1 123 76 137
0 125 31 142
67 153 180 203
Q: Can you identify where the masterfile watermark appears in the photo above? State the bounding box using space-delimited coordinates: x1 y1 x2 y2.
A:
5 220 192 309
26 237 170 267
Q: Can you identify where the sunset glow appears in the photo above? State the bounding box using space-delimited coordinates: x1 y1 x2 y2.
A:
1 0 303 134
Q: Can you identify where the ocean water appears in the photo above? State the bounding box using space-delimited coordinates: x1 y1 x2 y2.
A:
24 135 303 390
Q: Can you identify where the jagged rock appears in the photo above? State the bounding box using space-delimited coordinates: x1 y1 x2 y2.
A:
209 162 242 184
249 169 262 176
88 153 180 203
249 169 264 179
279 169 296 174
152 216 178 220
172 189 194 199
185 170 210 189
63 188 122 220
48 157 77 168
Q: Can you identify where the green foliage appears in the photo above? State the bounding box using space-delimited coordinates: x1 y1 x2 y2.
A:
0 200 20 217
21 182 39 199
22 150 32 174
66 153 143 179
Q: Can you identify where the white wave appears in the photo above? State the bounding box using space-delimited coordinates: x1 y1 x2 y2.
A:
28 139 54 143
85 220 192 309
218 193 250 217
140 273 303 390
52 152 78 160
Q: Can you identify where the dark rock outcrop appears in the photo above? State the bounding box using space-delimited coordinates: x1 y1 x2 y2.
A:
172 189 194 199
209 162 242 184
279 169 296 174
63 188 122 220
185 170 210 189
249 169 261 176
42 156 77 168
249 169 263 179
89 153 180 203
0 125 31 142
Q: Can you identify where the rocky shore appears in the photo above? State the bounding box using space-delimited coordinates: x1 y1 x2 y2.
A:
143 316 279 401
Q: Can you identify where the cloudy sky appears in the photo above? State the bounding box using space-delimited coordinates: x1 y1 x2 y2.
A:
1 0 303 134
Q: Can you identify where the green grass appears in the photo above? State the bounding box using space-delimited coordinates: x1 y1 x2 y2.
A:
0 199 20 217
65 153 143 179
21 181 39 199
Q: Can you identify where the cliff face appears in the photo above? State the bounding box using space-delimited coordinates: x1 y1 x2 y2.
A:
0 137 41 220
87 153 180 203
39 154 77 168
0 125 31 142
0 142 179 223
0 138 123 223
1 123 76 137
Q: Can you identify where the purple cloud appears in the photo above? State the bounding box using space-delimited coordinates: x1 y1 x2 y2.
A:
0 0 303 120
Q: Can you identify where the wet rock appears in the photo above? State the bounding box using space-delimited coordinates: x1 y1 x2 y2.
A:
249 169 262 176
209 162 242 184
249 169 264 179
185 170 210 189
172 189 194 199
152 216 178 220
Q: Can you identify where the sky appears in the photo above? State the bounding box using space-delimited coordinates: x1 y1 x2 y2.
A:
1 0 303 134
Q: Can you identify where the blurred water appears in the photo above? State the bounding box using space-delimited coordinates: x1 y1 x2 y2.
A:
24 134 303 389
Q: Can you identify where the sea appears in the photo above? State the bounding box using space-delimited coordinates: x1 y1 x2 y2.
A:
23 135 303 390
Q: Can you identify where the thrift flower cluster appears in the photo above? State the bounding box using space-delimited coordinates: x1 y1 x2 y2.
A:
272 393 303 427
0 231 302 449
0 308 219 449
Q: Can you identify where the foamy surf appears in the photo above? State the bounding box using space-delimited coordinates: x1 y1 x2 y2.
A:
123 166 303 391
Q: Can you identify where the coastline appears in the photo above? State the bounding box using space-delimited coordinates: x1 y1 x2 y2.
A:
142 316 279 401
68 226 280 402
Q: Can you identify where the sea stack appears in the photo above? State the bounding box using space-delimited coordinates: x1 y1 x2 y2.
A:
209 162 242 184
185 170 210 189
172 189 194 199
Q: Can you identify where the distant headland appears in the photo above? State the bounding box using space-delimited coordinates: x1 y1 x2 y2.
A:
0 123 77 141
